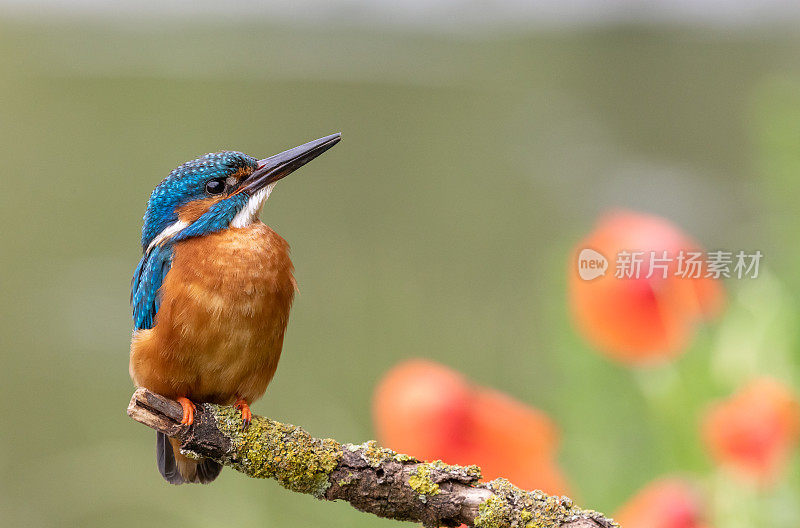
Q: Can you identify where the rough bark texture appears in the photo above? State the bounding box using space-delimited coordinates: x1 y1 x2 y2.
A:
128 388 619 528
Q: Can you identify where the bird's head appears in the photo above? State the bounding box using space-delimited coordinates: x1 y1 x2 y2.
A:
140 133 340 252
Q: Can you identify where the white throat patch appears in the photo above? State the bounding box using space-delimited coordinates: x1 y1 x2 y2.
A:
231 182 277 228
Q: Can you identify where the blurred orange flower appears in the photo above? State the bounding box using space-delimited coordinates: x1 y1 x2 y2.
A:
568 210 724 365
372 359 569 495
615 478 707 528
702 377 800 484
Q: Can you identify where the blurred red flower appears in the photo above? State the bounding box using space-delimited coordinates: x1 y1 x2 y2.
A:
702 377 800 484
615 478 707 528
372 359 569 496
568 210 724 365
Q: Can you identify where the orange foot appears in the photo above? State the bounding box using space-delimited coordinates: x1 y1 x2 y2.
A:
176 397 196 426
235 399 252 430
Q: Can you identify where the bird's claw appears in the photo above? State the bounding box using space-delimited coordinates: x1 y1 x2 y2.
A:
176 397 196 426
235 399 251 431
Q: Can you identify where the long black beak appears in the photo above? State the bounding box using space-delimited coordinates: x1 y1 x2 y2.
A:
240 133 341 194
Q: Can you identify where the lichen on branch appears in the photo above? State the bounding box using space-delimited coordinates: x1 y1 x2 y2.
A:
211 404 342 496
127 388 618 528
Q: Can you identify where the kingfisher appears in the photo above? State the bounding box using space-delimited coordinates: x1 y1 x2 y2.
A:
130 133 341 484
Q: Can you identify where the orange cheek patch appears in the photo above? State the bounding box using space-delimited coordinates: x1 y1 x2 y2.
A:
177 196 225 223
231 167 253 179
227 167 255 197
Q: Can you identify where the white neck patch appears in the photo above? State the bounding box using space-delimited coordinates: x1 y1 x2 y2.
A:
231 182 277 228
146 219 189 254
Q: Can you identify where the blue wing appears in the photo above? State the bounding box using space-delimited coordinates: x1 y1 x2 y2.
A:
131 244 174 330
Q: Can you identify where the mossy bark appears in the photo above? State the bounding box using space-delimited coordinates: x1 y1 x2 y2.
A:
128 388 619 528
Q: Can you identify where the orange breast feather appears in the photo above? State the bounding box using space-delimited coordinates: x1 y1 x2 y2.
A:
130 223 297 404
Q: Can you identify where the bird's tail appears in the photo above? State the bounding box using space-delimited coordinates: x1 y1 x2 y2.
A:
156 431 222 484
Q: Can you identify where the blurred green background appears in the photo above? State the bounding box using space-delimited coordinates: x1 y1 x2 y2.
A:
1 6 799 527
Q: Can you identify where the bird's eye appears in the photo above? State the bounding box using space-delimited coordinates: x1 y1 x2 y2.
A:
205 179 226 195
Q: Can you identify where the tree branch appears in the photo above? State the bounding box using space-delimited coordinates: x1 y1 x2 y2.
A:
128 388 618 528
